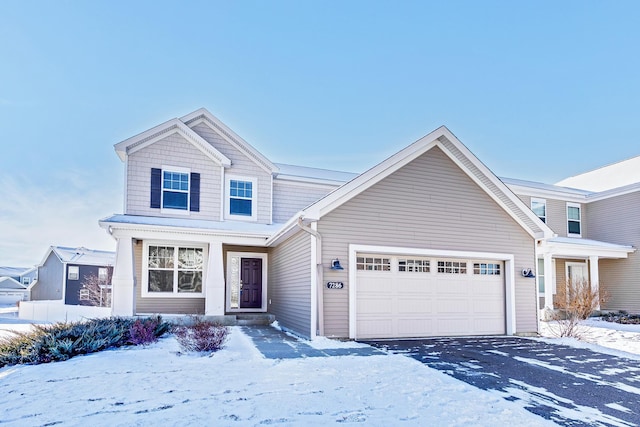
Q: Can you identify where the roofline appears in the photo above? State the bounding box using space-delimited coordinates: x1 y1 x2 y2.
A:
114 118 231 166
180 108 279 174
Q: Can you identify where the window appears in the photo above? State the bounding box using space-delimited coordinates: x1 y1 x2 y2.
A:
567 203 581 236
226 176 256 220
68 266 79 281
79 288 90 301
437 261 467 274
21 277 30 285
537 258 545 294
150 167 200 212
145 244 205 296
356 257 391 271
398 259 430 273
163 170 189 210
98 268 108 282
473 263 501 275
531 198 546 223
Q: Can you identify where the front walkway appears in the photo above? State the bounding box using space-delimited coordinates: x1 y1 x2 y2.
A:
241 325 383 358
365 336 640 427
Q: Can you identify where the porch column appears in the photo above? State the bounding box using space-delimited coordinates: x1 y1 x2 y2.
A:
111 237 136 316
543 253 554 309
589 255 600 310
205 241 225 315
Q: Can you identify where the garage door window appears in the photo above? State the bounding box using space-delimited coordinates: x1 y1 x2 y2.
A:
437 261 467 274
473 263 501 275
398 259 430 273
356 257 391 271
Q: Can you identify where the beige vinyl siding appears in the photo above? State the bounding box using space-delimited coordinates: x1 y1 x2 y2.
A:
273 180 336 223
268 231 312 338
126 133 221 220
32 253 63 301
514 194 582 237
192 123 272 224
134 240 205 315
586 191 640 312
319 146 537 338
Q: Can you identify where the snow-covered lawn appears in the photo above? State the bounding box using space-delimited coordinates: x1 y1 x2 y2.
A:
1 310 639 426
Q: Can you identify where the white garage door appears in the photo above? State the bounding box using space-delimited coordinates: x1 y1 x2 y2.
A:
355 254 505 339
0 292 26 305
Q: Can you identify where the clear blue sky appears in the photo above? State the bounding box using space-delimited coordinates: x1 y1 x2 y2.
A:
2 1 639 266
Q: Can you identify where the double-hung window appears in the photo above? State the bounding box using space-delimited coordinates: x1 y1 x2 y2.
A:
68 266 79 281
150 166 200 213
531 198 546 223
162 170 189 210
226 176 257 220
144 244 206 297
567 203 581 236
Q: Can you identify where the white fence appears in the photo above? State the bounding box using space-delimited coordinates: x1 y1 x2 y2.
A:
19 300 112 323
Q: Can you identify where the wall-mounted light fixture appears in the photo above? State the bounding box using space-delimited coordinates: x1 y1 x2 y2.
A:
331 259 344 270
521 268 536 278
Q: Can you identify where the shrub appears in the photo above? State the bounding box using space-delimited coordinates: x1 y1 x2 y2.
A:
0 316 170 368
174 320 229 353
548 277 604 338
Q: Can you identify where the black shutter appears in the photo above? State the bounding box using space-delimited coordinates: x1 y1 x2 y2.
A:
190 172 200 212
150 168 162 209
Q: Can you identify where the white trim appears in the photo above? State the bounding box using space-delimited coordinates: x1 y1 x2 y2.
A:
566 202 582 237
347 244 516 339
565 261 588 284
310 227 318 339
225 252 268 313
220 167 225 221
225 175 258 222
141 241 208 298
159 165 191 214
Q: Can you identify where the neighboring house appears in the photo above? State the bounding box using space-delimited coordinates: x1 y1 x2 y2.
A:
31 246 115 307
0 276 30 305
0 266 37 287
99 108 557 340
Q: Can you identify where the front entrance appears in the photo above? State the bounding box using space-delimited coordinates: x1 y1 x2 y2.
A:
240 258 262 308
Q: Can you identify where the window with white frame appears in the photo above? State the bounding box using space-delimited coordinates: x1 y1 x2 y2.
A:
567 203 581 236
473 263 501 275
68 266 79 281
437 261 467 274
163 169 190 210
98 268 108 282
398 259 430 273
531 198 546 223
356 257 391 271
226 176 256 220
145 244 205 296
21 277 30 285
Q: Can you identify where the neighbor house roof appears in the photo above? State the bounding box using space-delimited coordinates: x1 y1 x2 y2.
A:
0 276 27 290
39 246 115 267
274 163 358 186
555 154 640 192
0 267 35 277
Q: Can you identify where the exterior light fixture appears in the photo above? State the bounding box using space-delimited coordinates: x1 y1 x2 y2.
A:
331 259 344 270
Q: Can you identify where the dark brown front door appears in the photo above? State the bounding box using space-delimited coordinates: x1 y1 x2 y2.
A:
240 258 262 309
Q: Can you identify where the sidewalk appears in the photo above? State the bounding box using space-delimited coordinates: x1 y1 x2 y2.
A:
241 325 383 358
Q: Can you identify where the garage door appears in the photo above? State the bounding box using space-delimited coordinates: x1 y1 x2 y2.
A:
355 254 505 339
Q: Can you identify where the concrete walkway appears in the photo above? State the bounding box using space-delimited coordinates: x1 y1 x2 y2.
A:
241 325 383 359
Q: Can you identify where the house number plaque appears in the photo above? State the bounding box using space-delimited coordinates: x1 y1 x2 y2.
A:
326 281 344 289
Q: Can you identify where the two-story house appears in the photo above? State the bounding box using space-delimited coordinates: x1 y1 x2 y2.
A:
99 108 561 340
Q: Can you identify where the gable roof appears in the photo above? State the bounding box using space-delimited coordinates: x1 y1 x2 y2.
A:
39 246 115 267
269 126 554 245
0 266 35 278
556 154 640 192
0 276 27 290
181 108 279 175
114 117 232 167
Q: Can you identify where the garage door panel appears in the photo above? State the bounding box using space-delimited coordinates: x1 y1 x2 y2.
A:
356 254 505 339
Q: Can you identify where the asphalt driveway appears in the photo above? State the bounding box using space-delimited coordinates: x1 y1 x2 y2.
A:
364 337 640 427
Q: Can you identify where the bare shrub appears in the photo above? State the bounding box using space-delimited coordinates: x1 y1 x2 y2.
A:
174 320 229 353
548 277 604 338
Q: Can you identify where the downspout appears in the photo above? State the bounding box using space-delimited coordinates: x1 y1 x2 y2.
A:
296 217 324 337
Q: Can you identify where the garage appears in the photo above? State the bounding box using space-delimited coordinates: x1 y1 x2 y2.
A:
354 253 506 339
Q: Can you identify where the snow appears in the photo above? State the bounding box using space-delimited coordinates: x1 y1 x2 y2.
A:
2 310 640 426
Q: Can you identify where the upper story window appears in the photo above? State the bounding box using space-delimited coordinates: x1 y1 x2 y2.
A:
21 277 31 285
98 267 108 282
68 266 79 281
150 167 200 213
531 198 546 223
567 202 582 236
163 171 189 210
226 176 257 221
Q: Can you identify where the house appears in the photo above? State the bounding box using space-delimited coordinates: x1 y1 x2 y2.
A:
0 266 37 287
30 246 115 307
99 108 563 340
0 267 36 305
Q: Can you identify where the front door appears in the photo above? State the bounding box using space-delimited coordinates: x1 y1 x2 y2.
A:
240 258 262 309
